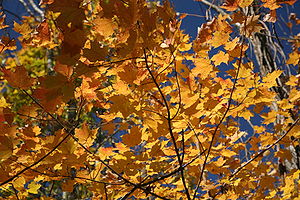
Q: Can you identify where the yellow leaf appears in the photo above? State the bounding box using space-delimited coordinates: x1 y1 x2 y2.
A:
237 62 253 77
144 117 158 132
212 51 229 66
289 88 300 102
98 147 114 158
262 70 282 87
239 109 254 121
240 15 264 36
114 77 131 95
27 182 41 194
211 31 229 48
13 22 31 38
224 37 239 51
215 157 226 167
260 133 275 147
268 190 277 198
12 177 25 189
75 123 93 144
163 148 176 156
0 96 9 108
221 149 237 157
285 75 298 86
292 170 300 179
192 58 213 78
253 125 266 133
262 0 281 10
177 61 190 78
287 51 300 65
230 131 247 143
238 0 254 7
278 99 294 109
262 110 277 124
178 42 192 51
59 138 77 154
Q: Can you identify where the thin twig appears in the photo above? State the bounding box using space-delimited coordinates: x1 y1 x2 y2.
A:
0 131 70 187
199 0 228 16
230 117 300 178
141 150 206 187
10 183 20 200
192 16 248 200
28 0 44 19
12 90 168 200
144 49 192 200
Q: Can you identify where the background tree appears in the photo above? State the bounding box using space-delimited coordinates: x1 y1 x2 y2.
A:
199 0 300 172
0 0 299 199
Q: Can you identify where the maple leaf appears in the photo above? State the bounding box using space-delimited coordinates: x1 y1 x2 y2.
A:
27 182 41 194
54 62 73 79
211 31 230 48
2 66 35 89
0 36 16 51
0 0 299 199
47 0 85 30
221 0 239 11
0 13 9 30
122 126 142 146
286 51 299 65
262 0 297 10
33 74 74 111
0 107 14 125
240 15 264 37
0 135 13 162
82 41 109 62
93 17 117 37
211 51 229 66
261 70 282 87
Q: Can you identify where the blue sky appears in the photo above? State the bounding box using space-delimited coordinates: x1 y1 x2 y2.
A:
171 0 207 38
170 0 300 40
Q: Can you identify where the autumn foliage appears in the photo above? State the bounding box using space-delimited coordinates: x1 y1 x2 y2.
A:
0 0 300 199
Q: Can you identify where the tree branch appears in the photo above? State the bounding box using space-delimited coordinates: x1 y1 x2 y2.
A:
230 117 300 178
144 49 191 200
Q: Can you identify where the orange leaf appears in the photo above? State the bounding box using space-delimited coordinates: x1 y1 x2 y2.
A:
93 17 116 37
211 51 229 66
35 20 51 44
2 66 35 89
237 0 254 7
54 62 73 78
0 36 16 51
221 0 239 11
0 13 9 29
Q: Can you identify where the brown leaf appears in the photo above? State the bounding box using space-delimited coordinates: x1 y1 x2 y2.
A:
2 66 35 89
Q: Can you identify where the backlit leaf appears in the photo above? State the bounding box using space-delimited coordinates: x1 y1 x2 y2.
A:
27 182 41 194
2 66 35 89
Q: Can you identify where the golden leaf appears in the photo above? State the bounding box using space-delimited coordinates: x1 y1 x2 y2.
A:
221 149 237 157
212 51 229 66
27 182 41 194
237 0 254 7
286 51 299 65
262 70 282 87
94 17 116 37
